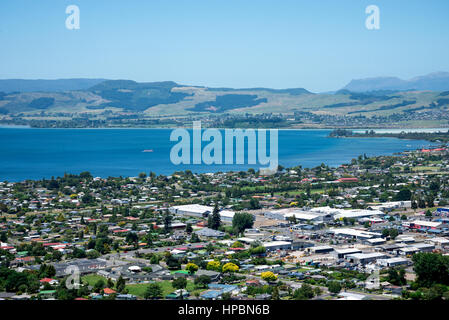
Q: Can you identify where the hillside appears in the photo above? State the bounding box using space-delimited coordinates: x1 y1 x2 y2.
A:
0 78 448 128
343 72 449 92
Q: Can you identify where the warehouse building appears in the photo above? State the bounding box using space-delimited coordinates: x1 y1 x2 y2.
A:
328 228 381 240
346 252 388 265
333 248 362 259
377 257 410 268
262 241 292 251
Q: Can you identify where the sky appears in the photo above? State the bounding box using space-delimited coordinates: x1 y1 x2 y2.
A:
0 0 448 92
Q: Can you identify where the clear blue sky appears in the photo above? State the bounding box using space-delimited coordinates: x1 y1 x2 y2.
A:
0 0 448 92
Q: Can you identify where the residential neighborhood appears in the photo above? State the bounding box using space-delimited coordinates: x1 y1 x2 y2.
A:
1 146 449 300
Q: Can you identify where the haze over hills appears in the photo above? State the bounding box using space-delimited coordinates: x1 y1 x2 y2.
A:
0 78 107 93
342 72 449 92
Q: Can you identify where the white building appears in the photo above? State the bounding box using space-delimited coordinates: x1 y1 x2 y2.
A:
262 241 292 251
377 257 410 268
169 204 213 217
329 228 381 240
346 252 388 265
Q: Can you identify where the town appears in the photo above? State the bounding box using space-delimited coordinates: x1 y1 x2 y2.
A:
1 146 449 301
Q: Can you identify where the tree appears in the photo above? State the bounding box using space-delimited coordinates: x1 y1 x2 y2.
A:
271 286 279 300
222 262 239 273
185 223 193 234
207 260 221 272
231 241 244 248
125 232 138 245
208 204 221 230
107 278 114 289
387 268 406 286
261 271 277 282
172 277 187 299
232 212 254 234
412 253 449 287
293 283 315 300
93 279 105 293
395 189 412 201
194 275 211 288
116 275 126 293
144 283 163 299
249 198 261 210
166 254 181 270
327 281 342 295
185 263 199 275
163 211 173 233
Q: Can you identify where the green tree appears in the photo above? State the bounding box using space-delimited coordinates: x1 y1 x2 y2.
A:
144 283 163 299
172 277 187 300
116 275 126 293
293 283 315 300
208 204 221 230
194 275 211 288
185 263 199 275
327 281 342 295
412 253 449 287
232 212 254 234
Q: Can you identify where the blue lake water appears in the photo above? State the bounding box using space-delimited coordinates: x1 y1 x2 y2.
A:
0 128 435 182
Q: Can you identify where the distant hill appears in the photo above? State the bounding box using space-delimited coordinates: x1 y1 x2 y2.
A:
343 72 449 92
0 78 107 93
0 78 448 119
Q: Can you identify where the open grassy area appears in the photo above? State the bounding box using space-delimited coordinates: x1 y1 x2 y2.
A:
125 280 203 298
81 274 108 287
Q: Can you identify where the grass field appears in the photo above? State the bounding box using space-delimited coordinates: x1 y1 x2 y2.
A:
125 280 202 298
81 274 108 287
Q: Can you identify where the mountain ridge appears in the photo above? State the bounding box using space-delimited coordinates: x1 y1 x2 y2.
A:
343 72 449 92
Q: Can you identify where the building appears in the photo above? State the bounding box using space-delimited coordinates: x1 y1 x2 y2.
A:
409 220 442 231
333 248 362 259
329 228 381 240
169 204 234 222
219 210 236 223
194 227 225 239
262 241 292 251
346 252 388 265
377 257 410 268
436 208 449 215
307 245 334 254
263 208 331 223
169 204 213 218
364 238 387 246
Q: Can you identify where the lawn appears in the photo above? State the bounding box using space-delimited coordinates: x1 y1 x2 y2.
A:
125 280 203 298
82 274 108 287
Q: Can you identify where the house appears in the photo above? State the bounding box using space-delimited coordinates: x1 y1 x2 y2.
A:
40 278 58 285
103 288 116 295
194 227 225 239
194 269 221 282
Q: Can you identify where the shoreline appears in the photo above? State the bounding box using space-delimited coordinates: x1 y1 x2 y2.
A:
1 125 449 132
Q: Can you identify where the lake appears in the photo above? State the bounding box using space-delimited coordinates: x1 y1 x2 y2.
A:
0 128 435 181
